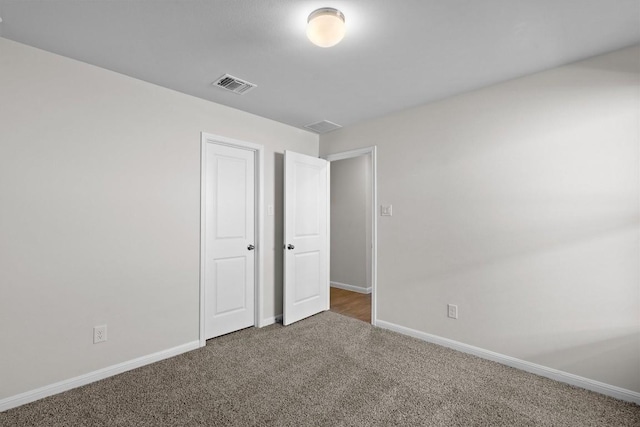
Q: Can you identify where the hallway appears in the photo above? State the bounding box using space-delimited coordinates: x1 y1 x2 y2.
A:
329 287 371 323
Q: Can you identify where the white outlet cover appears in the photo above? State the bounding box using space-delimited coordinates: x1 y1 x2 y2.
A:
447 304 458 319
93 325 107 343
267 205 274 216
381 204 393 216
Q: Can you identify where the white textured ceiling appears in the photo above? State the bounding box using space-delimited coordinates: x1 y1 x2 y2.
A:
0 0 638 132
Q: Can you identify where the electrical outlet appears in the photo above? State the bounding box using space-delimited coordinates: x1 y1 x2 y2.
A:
447 304 458 319
381 204 393 216
93 325 107 344
267 205 274 216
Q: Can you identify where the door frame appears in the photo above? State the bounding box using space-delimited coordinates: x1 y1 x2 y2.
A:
199 132 265 347
323 146 378 326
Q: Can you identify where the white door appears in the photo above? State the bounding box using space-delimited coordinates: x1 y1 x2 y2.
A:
283 150 330 326
204 143 255 339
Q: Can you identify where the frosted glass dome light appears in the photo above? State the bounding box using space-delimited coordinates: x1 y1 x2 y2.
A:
306 8 346 48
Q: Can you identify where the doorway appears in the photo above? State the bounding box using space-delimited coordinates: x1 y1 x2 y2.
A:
199 133 264 346
324 147 377 325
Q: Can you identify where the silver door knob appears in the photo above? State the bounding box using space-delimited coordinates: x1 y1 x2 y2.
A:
286 244 295 250
247 244 255 251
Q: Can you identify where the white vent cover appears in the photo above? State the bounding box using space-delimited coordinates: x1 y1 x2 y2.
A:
304 120 342 134
213 74 257 95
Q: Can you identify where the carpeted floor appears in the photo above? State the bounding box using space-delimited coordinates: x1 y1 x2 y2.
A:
2 311 639 426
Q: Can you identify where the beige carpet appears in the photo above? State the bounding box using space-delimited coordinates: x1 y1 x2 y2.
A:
1 311 638 426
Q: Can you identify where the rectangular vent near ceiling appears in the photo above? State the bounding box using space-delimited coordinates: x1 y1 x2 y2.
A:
304 120 342 134
213 74 257 95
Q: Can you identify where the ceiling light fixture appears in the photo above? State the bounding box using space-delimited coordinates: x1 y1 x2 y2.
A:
306 8 346 48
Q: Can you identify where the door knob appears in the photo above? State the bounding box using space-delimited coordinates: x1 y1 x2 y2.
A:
247 244 255 251
286 244 295 250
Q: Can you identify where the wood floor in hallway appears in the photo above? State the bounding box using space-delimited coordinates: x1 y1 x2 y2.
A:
330 287 371 323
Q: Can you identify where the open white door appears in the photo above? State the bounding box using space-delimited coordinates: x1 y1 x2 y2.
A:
283 150 330 326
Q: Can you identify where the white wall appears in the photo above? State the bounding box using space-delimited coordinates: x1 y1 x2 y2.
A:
330 155 372 291
320 45 640 393
0 38 318 400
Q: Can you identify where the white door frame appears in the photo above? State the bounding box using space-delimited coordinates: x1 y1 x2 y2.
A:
200 132 264 347
323 146 378 326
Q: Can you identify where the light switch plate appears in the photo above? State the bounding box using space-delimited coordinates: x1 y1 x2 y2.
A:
267 205 274 216
381 205 393 216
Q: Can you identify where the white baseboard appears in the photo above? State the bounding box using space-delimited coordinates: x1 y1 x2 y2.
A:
0 340 200 412
376 320 640 405
261 314 283 326
330 281 372 294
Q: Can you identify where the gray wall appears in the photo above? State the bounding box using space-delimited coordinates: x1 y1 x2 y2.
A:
330 155 372 291
320 45 640 393
0 38 318 399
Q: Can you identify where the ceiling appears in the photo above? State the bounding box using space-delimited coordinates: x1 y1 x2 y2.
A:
0 1 638 133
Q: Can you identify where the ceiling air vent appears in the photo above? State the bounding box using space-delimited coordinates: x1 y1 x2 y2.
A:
213 74 257 95
304 120 342 134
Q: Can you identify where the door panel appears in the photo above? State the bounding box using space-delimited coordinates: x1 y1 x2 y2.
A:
213 257 246 314
294 251 321 302
294 163 320 236
205 143 255 339
283 151 329 326
215 156 247 238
